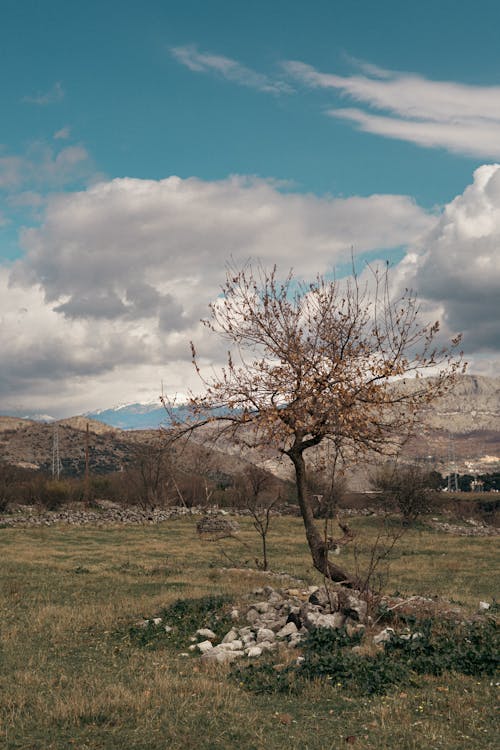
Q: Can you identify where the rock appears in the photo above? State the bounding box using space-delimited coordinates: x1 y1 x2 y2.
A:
268 592 283 604
304 611 320 629
258 640 276 652
247 646 263 658
222 628 238 643
152 617 162 625
479 601 491 611
373 627 395 645
256 628 275 644
238 626 253 637
164 625 173 633
230 609 239 620
254 601 270 613
315 613 345 629
286 612 302 630
246 608 259 624
202 649 243 664
196 628 216 640
197 640 214 654
345 595 367 623
277 622 298 638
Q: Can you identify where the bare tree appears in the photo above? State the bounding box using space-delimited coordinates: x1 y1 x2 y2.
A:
126 438 173 508
238 465 277 570
168 263 462 588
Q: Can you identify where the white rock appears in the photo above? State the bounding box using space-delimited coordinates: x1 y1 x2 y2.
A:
247 646 263 658
316 613 345 629
277 622 298 638
202 649 242 664
230 609 239 620
197 628 217 640
259 640 277 652
373 627 395 645
164 625 173 633
188 644 197 651
152 617 162 625
479 601 491 611
347 595 367 622
222 628 238 643
305 611 320 629
255 601 270 613
256 628 275 644
197 640 214 654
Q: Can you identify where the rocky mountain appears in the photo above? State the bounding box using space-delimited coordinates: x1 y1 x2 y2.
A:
0 375 498 480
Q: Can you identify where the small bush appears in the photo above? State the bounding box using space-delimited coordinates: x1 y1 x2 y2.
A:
38 479 72 510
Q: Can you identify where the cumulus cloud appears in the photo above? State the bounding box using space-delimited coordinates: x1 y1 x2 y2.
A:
171 44 292 94
11 175 432 318
284 60 500 158
2 175 433 413
396 164 500 353
4 168 500 415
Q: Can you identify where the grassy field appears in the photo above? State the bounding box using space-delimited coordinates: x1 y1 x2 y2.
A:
0 514 498 750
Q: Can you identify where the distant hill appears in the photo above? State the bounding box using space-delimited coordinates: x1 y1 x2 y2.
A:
0 375 498 482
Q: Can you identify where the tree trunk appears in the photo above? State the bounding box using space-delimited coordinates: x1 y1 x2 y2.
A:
288 447 356 587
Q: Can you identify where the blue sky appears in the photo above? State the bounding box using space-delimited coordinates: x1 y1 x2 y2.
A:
1 0 500 415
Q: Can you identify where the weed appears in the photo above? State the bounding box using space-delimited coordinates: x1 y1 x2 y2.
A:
233 619 499 697
128 594 232 650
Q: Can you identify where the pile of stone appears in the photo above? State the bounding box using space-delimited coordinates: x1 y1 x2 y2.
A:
429 519 499 536
196 515 240 540
174 584 367 664
0 504 206 528
0 504 300 529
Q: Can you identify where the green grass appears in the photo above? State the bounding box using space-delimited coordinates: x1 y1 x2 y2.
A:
0 515 498 749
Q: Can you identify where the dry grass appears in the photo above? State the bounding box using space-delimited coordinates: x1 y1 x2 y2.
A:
0 515 497 749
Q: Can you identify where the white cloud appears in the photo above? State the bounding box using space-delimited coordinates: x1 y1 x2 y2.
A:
0 142 97 194
54 126 71 140
4 167 499 415
171 44 292 94
3 175 432 414
284 60 500 158
22 81 65 105
394 164 500 352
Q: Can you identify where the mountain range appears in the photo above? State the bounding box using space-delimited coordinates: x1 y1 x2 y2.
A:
1 375 499 480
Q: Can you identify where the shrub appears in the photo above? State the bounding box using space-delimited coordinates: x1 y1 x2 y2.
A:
370 462 440 523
